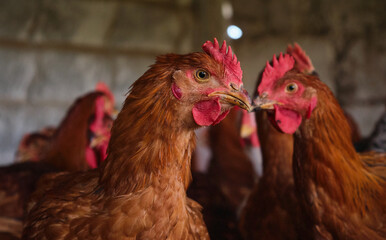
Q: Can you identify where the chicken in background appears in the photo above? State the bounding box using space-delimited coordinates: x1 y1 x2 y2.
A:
14 82 115 169
192 108 262 178
240 43 314 240
23 39 252 240
240 109 262 177
0 83 115 239
253 52 386 239
41 82 115 171
192 127 212 173
189 107 257 240
208 107 257 210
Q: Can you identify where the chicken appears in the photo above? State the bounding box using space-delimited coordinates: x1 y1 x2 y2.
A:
22 39 252 240
208 107 256 210
42 82 115 170
188 107 256 240
0 85 115 239
240 109 262 177
14 82 115 169
239 43 314 240
253 52 386 239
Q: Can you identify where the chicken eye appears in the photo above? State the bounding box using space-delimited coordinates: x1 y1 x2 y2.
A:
195 69 210 82
285 83 298 93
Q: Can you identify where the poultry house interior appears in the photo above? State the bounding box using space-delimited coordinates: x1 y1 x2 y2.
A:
0 0 385 239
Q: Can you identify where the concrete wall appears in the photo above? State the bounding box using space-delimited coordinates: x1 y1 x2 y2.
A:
231 0 385 137
0 0 384 165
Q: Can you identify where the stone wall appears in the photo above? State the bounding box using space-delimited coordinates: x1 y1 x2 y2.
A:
0 0 384 165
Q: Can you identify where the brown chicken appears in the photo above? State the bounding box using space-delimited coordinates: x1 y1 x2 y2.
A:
42 82 115 171
14 82 115 169
254 52 386 239
188 107 256 240
0 86 114 239
240 43 314 240
22 39 252 240
208 107 256 212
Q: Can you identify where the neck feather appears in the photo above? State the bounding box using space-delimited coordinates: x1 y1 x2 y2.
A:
256 111 293 179
100 65 195 196
293 83 384 213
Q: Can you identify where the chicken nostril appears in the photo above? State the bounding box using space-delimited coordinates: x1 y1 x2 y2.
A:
261 92 268 98
230 83 238 91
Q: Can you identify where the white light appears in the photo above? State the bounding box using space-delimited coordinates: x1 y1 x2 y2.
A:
227 25 243 40
222 2 233 20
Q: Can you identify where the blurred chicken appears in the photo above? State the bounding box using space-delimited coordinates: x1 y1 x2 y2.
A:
14 82 115 169
189 107 256 240
42 82 115 170
23 39 252 239
254 51 386 239
0 84 115 239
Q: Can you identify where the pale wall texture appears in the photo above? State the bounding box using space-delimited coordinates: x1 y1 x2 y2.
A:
0 0 384 165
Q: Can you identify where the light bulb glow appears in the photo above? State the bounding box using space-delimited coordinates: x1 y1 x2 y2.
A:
227 25 243 40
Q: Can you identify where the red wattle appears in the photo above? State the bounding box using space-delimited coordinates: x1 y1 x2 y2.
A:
85 147 98 168
213 109 230 125
273 105 302 134
192 99 224 126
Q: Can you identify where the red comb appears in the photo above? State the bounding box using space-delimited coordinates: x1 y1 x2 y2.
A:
95 82 115 104
286 43 315 74
258 53 294 94
202 38 242 84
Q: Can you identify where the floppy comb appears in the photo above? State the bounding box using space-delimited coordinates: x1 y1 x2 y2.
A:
96 82 115 104
286 43 315 74
202 38 242 83
258 53 295 94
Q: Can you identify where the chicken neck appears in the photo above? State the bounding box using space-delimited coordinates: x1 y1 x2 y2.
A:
100 70 196 196
292 85 384 217
257 111 294 185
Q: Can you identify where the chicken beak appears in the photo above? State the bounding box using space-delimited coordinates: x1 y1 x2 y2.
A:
90 134 107 148
111 109 119 119
253 95 281 111
208 89 252 112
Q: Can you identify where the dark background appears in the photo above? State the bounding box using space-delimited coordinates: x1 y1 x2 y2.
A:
0 0 385 164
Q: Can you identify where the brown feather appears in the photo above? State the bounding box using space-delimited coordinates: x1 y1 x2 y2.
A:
289 73 386 239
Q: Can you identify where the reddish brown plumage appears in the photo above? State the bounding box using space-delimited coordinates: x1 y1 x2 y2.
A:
256 64 386 239
291 75 386 239
241 44 384 240
0 90 114 239
23 42 251 239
